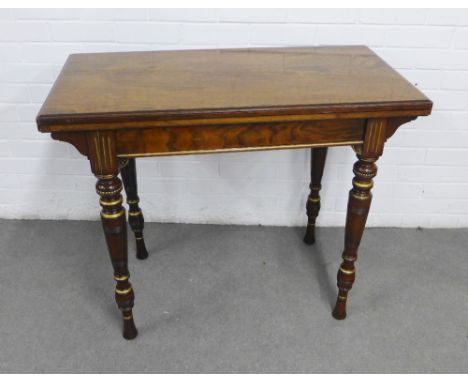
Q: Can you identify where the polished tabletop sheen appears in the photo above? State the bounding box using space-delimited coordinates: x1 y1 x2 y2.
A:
35 45 433 340
37 46 431 129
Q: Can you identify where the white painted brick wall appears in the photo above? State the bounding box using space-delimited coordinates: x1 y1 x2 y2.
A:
0 8 467 228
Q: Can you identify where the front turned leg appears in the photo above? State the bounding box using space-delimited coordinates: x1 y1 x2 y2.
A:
332 157 377 319
96 174 138 339
120 158 149 260
332 118 386 320
304 147 328 244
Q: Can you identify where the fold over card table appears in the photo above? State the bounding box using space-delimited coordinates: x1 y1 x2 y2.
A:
37 46 432 339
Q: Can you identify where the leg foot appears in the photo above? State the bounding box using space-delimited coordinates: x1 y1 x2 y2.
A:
135 235 149 260
332 293 348 320
303 225 316 245
122 313 138 340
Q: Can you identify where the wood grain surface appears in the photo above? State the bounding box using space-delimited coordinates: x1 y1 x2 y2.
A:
35 45 434 339
37 46 432 131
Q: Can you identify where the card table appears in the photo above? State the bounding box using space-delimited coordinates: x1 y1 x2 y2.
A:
37 46 432 339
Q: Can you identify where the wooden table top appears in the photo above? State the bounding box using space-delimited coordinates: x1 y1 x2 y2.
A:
37 46 432 131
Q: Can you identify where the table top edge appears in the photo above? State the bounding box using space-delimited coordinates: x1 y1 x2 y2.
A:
37 99 432 132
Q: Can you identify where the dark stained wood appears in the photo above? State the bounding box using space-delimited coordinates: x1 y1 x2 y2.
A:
304 147 328 244
332 118 387 320
35 46 433 339
88 131 137 340
116 119 366 157
51 131 88 156
120 158 149 260
37 46 432 132
41 108 430 133
386 116 417 140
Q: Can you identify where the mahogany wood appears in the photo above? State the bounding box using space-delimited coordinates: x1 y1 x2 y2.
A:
332 118 387 319
35 46 433 340
304 147 328 244
115 119 365 157
120 158 149 260
37 46 431 130
88 131 137 339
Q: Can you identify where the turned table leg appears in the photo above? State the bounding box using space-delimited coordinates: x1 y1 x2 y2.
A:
304 147 328 244
88 131 138 339
120 158 149 260
96 174 138 339
332 118 387 319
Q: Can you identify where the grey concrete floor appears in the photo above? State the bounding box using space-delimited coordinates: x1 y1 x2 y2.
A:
0 219 467 373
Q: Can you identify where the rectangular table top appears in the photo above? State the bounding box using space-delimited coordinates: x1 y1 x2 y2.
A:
37 46 432 131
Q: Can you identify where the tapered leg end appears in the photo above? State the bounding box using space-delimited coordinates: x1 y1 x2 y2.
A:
332 296 347 320
135 235 149 260
332 309 346 320
123 315 138 340
303 229 316 245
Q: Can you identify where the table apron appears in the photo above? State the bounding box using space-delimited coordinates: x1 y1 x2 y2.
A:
115 119 366 157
